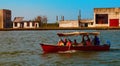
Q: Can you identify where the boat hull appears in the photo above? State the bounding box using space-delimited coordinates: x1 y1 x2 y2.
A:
40 44 110 53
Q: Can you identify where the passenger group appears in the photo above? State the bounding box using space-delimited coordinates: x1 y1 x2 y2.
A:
57 35 100 47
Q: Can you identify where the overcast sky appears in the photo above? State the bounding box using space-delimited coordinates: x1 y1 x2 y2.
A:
0 0 120 23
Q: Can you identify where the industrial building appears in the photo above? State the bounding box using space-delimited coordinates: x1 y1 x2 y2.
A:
0 9 12 28
59 19 94 28
59 7 120 28
59 20 79 27
80 19 94 27
94 8 120 27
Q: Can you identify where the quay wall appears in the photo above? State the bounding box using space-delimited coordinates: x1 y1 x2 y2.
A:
0 27 120 31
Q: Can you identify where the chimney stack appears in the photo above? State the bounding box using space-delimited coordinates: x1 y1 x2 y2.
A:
61 16 64 21
62 16 64 21
78 10 81 22
56 16 58 22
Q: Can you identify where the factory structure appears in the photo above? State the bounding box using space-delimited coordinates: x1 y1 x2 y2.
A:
0 8 120 29
59 8 120 28
94 8 120 27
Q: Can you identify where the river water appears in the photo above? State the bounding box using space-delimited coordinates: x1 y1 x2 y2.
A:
0 30 120 66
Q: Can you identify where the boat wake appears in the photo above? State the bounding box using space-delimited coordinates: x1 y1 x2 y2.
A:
58 50 77 53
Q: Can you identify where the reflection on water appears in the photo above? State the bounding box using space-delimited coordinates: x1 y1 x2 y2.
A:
0 30 120 66
110 48 120 52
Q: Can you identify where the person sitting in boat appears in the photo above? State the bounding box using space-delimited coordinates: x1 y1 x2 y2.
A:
72 39 78 46
93 35 100 46
63 38 68 45
57 39 64 46
66 39 72 47
81 35 86 46
86 35 92 46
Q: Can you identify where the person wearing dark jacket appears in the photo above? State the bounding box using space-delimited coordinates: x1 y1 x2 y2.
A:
93 35 100 46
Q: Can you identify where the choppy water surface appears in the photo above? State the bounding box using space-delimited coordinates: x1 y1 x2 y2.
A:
0 30 120 66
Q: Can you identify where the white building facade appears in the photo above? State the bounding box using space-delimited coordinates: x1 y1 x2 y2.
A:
80 19 94 27
59 19 94 28
13 21 40 28
13 17 40 28
59 20 79 27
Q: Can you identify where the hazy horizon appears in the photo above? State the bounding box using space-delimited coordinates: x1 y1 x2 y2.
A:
0 0 120 23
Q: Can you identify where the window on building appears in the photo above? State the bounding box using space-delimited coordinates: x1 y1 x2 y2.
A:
32 22 35 26
27 22 30 26
91 23 93 25
20 22 24 28
14 22 17 27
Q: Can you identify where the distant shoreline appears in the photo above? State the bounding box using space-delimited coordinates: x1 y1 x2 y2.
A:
0 27 120 31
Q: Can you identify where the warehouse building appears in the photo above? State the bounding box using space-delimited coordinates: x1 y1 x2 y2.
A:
94 8 120 27
59 19 94 27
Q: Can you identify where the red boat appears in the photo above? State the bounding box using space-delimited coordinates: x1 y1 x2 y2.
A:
40 32 110 53
40 44 110 53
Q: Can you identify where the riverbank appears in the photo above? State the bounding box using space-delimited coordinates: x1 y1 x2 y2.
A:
0 27 120 31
